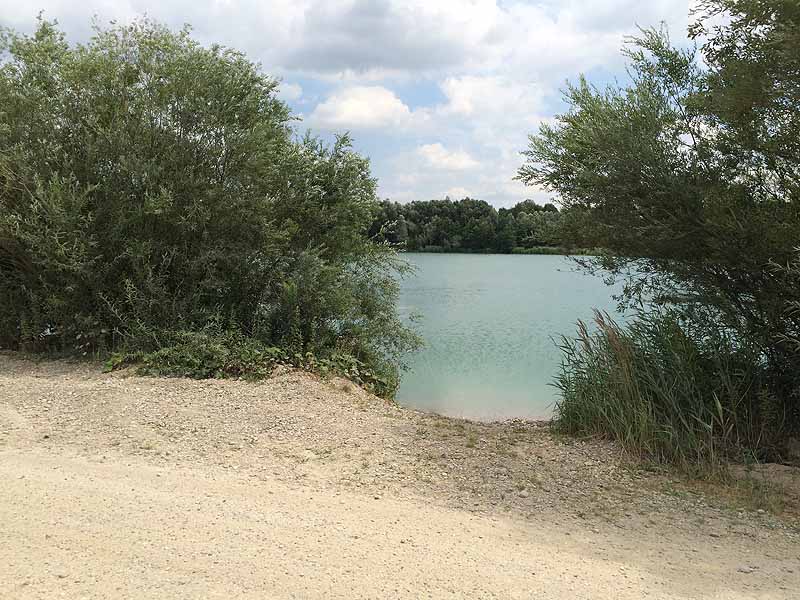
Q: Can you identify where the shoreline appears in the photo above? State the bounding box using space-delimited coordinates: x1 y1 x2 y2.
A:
399 248 597 256
2 353 798 598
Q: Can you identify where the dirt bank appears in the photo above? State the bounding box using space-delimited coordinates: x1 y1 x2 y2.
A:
1 353 798 599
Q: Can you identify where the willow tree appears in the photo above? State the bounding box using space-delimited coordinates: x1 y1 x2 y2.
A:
519 0 800 457
0 19 416 394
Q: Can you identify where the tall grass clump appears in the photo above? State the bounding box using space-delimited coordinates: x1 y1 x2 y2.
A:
554 311 788 473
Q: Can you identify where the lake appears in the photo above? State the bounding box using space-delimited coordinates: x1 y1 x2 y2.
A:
395 253 625 421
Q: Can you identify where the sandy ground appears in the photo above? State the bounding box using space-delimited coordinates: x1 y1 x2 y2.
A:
1 353 798 599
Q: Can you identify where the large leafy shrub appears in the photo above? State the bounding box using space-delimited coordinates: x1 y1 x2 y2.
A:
519 1 800 462
0 19 418 395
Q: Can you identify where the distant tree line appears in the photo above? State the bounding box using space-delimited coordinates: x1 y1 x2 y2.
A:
368 197 589 254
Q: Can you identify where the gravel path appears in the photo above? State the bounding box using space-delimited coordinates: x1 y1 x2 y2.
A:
1 353 798 599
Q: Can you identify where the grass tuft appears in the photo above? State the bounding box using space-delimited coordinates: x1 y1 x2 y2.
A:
554 310 785 475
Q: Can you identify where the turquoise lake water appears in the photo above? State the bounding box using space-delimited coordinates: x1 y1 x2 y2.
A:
395 253 625 421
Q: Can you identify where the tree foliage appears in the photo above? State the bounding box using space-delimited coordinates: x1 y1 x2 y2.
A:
0 18 417 395
368 197 575 253
520 0 800 458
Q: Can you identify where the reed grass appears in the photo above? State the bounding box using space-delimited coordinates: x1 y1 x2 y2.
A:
554 311 783 474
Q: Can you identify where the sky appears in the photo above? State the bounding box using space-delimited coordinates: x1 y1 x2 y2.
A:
0 1 694 207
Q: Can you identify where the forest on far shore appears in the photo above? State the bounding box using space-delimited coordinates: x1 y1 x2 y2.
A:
369 197 589 254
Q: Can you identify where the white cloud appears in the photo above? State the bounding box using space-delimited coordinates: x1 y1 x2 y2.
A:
436 76 545 134
417 143 478 171
307 85 415 129
0 0 696 207
1 1 690 82
445 186 470 199
280 0 504 77
370 74 552 205
439 76 502 117
277 82 302 101
278 81 303 102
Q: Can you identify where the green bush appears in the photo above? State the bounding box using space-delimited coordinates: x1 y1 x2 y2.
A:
555 311 789 473
108 331 288 381
520 1 800 462
0 18 419 396
104 327 397 396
